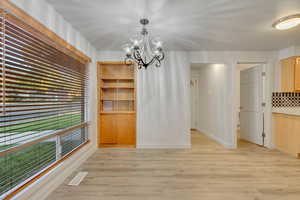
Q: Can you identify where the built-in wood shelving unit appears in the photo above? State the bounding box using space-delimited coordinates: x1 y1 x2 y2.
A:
100 111 136 114
101 86 135 89
98 61 136 147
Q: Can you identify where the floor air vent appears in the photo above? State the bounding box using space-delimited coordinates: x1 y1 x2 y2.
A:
68 172 88 186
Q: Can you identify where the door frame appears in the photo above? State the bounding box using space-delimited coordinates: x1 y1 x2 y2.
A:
190 75 200 129
239 64 264 146
235 62 273 148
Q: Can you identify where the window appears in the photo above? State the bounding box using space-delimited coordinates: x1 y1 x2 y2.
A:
0 9 89 197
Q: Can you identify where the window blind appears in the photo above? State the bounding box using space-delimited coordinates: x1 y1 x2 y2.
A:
0 9 88 197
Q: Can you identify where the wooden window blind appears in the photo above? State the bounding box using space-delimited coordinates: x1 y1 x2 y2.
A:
0 8 89 198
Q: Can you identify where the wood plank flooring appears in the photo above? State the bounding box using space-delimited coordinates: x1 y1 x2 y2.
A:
46 131 300 200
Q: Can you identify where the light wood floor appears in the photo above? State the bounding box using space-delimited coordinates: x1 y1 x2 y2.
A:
46 131 300 200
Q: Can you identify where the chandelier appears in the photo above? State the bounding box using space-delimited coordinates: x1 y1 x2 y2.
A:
123 18 165 69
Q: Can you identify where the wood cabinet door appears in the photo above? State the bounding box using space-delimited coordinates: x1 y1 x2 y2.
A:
296 118 300 154
274 115 284 150
287 116 298 156
100 114 136 145
100 114 117 144
116 114 136 145
294 58 300 91
281 58 295 92
274 114 290 152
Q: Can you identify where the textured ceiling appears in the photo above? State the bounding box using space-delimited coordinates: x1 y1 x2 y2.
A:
47 0 300 51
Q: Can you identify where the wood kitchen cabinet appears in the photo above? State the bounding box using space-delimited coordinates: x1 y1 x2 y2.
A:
281 57 300 92
273 113 300 157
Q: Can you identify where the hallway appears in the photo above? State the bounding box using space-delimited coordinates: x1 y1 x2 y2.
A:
47 131 300 200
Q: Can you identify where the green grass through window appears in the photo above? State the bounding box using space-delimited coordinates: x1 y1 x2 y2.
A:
1 113 82 133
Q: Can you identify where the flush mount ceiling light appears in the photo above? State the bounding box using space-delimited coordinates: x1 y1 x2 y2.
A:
123 18 165 69
273 14 300 30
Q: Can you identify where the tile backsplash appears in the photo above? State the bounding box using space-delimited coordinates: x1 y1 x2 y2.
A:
272 92 300 107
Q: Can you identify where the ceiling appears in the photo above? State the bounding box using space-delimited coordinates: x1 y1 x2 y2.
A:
47 0 300 51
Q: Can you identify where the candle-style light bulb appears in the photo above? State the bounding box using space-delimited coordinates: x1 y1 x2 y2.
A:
152 37 163 49
122 44 132 56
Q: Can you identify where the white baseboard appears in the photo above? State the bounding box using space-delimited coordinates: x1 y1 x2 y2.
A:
14 143 97 200
195 128 235 149
137 144 191 149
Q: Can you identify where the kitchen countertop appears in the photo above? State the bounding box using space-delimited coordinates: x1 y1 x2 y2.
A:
272 107 300 116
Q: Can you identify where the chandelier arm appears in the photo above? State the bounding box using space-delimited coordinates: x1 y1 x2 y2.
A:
133 50 140 61
160 52 165 61
156 51 165 61
135 50 147 66
133 51 144 69
146 56 157 67
154 56 161 67
133 51 144 68
133 50 140 60
136 50 143 61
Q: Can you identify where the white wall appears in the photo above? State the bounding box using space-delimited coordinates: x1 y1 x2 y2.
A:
191 64 229 146
7 1 98 200
137 52 191 148
98 51 191 148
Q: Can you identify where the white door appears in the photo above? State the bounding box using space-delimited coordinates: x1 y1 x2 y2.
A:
190 78 199 129
240 65 264 145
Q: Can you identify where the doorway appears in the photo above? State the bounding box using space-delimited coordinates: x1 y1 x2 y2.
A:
237 63 266 147
190 63 227 146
